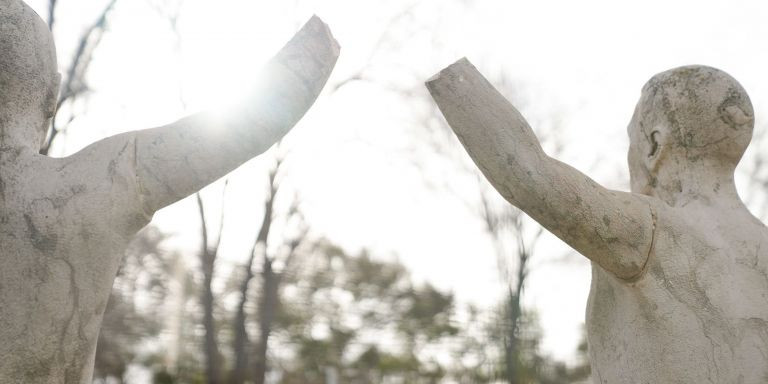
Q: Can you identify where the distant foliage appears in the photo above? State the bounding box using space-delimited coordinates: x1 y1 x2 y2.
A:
93 227 176 382
93 233 589 383
276 243 460 383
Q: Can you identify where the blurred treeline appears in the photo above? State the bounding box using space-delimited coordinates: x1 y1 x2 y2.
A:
94 225 590 384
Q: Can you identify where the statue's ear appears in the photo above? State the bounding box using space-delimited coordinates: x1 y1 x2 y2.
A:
44 72 61 119
645 125 668 172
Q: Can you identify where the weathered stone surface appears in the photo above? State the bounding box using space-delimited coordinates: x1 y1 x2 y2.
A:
0 1 339 382
427 59 768 383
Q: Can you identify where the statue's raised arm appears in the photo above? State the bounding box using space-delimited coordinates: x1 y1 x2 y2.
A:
0 3 343 380
68 15 339 217
426 58 654 280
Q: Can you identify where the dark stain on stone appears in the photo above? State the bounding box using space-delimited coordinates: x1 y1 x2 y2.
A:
505 154 516 167
718 88 751 130
19 352 55 382
23 214 57 252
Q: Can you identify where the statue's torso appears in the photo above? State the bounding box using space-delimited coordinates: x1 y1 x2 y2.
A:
0 151 148 383
587 203 768 383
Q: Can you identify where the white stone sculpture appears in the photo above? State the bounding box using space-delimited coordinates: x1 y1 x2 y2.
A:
0 1 339 382
427 59 768 382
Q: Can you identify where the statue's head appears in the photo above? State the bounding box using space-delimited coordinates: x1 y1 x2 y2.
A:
627 65 754 195
0 0 60 151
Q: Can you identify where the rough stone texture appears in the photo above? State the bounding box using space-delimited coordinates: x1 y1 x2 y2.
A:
427 59 768 383
0 1 339 382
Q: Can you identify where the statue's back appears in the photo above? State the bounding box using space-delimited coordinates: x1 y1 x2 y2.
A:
0 154 142 383
587 202 768 383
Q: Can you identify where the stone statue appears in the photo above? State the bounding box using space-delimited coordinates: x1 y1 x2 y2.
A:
427 59 768 382
0 1 339 382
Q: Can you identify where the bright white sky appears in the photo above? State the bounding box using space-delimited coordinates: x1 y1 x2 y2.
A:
27 0 768 365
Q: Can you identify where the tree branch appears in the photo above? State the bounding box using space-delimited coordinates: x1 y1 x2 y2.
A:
47 0 58 30
43 0 119 155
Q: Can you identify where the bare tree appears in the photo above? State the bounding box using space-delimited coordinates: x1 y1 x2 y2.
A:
46 0 57 29
231 161 279 384
196 185 228 384
148 4 226 381
254 218 307 384
43 0 120 155
236 152 308 384
229 4 420 381
481 201 545 381
420 72 570 382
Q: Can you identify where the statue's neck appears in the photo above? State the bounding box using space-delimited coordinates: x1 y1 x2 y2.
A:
0 112 44 154
648 166 741 208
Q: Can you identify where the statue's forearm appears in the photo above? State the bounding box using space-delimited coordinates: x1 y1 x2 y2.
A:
134 16 339 213
427 58 654 279
426 58 547 207
212 15 340 153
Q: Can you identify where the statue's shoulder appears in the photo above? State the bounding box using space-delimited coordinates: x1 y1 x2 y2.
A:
21 142 150 234
649 201 768 261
